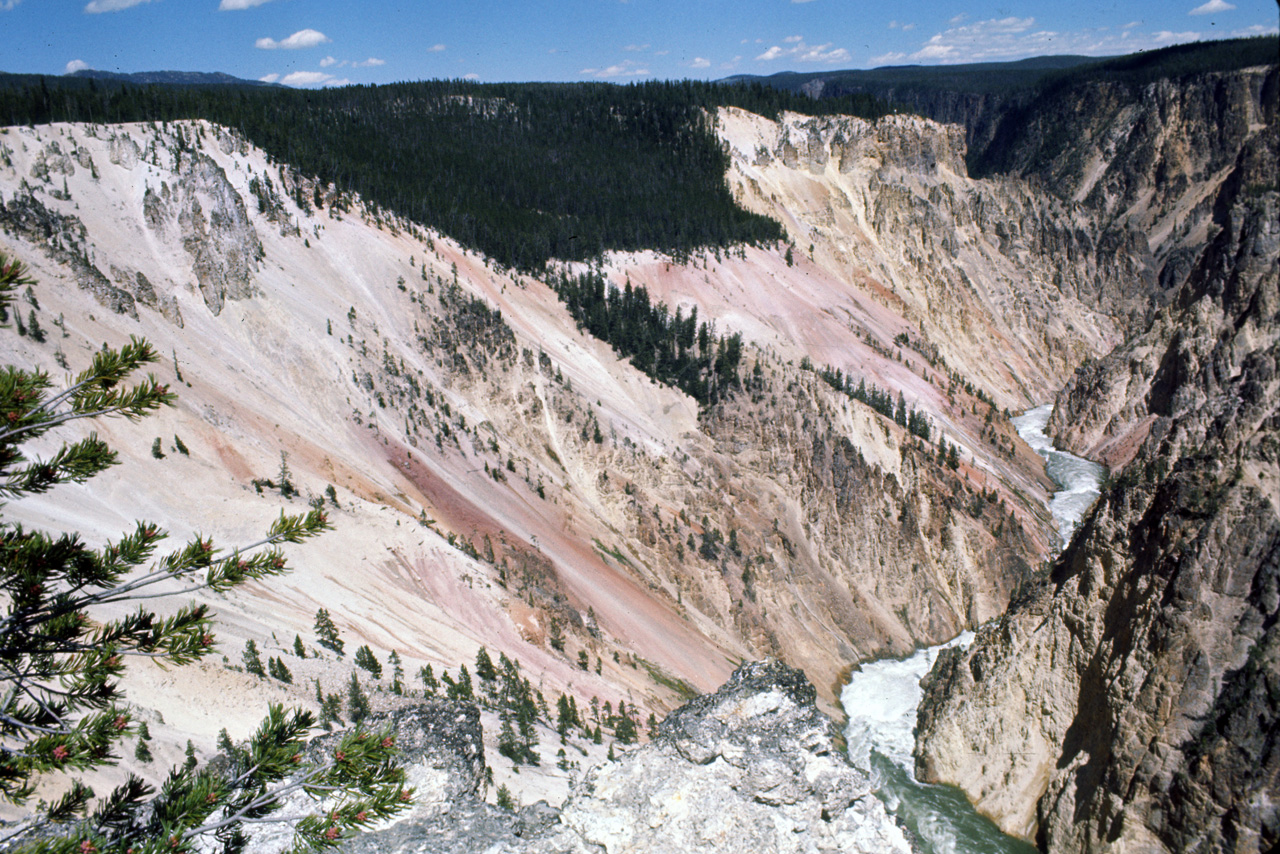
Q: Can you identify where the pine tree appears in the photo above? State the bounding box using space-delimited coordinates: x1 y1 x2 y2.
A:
388 650 404 695
242 639 266 677
442 665 474 702
321 692 344 729
314 607 345 656
268 655 293 684
615 712 638 745
497 709 521 765
354 644 383 679
277 450 296 498
495 784 515 811
293 633 307 658
474 646 496 683
133 738 152 764
556 694 569 738
419 664 439 696
347 671 371 724
26 309 44 343
0 253 410 851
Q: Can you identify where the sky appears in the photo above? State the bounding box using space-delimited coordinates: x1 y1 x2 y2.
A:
0 0 1276 87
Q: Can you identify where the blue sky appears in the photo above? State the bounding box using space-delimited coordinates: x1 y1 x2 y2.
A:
1 0 1276 86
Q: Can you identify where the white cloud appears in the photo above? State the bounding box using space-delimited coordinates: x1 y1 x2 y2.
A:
259 73 279 83
84 0 156 12
427 43 446 52
869 51 907 66
280 70 349 87
904 17 1210 64
1 0 21 10
64 59 90 74
654 49 669 56
756 36 851 64
1189 0 1235 14
255 29 331 50
580 59 649 78
690 57 711 68
624 43 650 52
948 13 968 25
219 0 274 9
1149 29 1205 42
909 17 1035 61
1233 23 1279 36
320 56 339 67
463 73 480 80
798 42 850 62
353 57 385 67
281 71 330 86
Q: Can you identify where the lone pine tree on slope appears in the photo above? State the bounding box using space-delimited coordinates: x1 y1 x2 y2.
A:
0 254 411 852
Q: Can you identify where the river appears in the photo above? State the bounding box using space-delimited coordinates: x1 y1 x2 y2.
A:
840 403 1105 853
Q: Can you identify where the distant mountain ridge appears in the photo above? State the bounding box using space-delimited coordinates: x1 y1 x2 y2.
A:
726 36 1280 180
66 68 278 87
723 53 1107 96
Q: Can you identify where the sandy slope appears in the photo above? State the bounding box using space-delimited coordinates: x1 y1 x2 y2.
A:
0 116 1073 815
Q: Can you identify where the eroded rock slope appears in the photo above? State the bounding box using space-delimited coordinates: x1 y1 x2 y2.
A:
280 661 912 854
0 115 1060 773
915 117 1279 852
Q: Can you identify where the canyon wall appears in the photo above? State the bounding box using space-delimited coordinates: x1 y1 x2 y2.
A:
915 69 1279 853
0 113 1059 773
716 106 1142 411
2 57 1271 848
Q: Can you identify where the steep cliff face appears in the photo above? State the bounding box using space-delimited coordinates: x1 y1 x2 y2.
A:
1048 70 1279 466
716 107 1143 410
915 118 1279 852
980 66 1276 222
142 146 262 316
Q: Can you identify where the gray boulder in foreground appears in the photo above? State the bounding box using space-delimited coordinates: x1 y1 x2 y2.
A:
341 660 911 853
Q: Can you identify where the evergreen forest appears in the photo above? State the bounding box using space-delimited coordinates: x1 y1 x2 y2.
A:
0 75 891 270
552 269 744 406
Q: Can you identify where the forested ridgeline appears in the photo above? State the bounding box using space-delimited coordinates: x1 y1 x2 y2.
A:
737 37 1278 101
733 36 1279 177
0 75 892 270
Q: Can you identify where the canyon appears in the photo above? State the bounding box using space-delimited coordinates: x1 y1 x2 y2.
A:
0 45 1275 852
